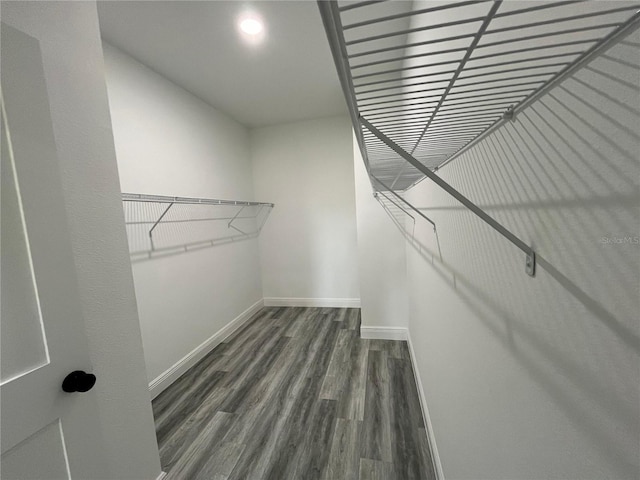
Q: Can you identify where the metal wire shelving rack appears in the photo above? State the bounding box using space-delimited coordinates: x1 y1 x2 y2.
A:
319 0 640 276
121 193 274 260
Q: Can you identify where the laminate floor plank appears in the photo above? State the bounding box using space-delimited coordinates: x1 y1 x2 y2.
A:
222 309 273 348
343 308 361 331
359 458 397 480
323 418 361 480
220 317 280 365
418 428 438 480
292 399 337 480
319 329 356 400
271 306 303 327
334 308 349 323
152 346 227 423
223 316 332 447
155 369 228 447
282 307 317 338
227 337 305 416
152 306 436 480
336 337 369 421
388 357 429 479
227 318 339 479
261 322 341 479
384 340 412 361
164 411 236 480
159 385 233 471
219 333 289 399
260 379 329 480
194 440 246 479
361 350 393 462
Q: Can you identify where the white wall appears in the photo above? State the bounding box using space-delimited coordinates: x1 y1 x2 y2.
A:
251 116 360 307
1 3 161 479
103 44 263 386
403 31 640 480
353 138 408 328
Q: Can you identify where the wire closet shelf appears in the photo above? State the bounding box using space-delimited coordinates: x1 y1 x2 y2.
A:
319 0 640 276
122 193 274 260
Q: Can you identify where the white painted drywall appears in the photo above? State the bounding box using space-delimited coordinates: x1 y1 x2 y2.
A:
1 2 162 479
353 139 408 328
403 31 640 480
102 44 263 385
251 116 360 306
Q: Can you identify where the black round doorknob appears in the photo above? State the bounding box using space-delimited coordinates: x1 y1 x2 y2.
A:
62 370 96 393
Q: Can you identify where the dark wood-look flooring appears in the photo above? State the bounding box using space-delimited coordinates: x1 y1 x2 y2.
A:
152 307 436 480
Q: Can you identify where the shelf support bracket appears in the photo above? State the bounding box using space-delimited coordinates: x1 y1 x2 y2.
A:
228 205 246 229
149 202 174 251
361 116 536 277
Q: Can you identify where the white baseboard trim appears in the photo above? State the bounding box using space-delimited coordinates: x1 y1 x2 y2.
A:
263 297 361 308
148 298 264 399
406 329 445 480
360 325 408 341
155 472 166 480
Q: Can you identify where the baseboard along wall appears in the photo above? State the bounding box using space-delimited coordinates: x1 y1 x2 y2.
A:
263 297 361 308
360 325 408 341
405 329 445 480
148 298 264 399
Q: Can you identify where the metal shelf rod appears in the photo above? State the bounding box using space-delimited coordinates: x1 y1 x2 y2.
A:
348 21 615 61
479 25 621 49
357 73 549 97
375 124 487 134
126 214 262 225
343 0 486 30
361 87 536 108
365 108 504 123
485 6 638 36
122 192 274 207
338 0 384 13
363 94 526 116
349 32 477 60
372 117 492 128
378 133 479 142
352 46 468 70
354 69 458 89
345 15 487 46
353 40 594 77
455 62 571 82
353 54 575 89
346 3 634 47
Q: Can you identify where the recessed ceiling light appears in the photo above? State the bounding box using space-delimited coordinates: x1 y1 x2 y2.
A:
240 17 263 36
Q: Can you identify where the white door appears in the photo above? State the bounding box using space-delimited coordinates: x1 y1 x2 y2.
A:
1 23 109 479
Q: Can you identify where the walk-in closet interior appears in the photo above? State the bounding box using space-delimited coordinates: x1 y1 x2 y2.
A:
1 0 638 479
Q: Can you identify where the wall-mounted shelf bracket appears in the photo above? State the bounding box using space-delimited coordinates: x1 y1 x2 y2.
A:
360 116 536 277
149 202 174 251
526 252 536 277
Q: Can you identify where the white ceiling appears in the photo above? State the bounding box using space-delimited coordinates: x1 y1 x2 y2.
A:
97 1 348 127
